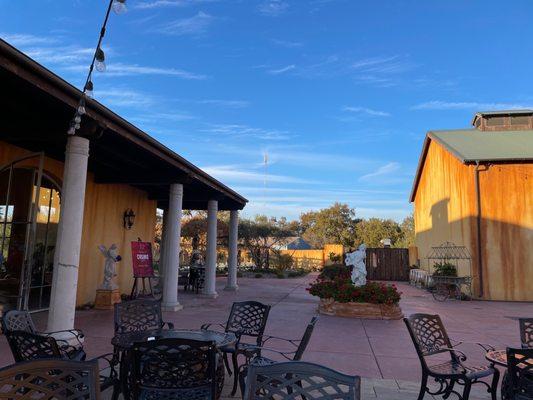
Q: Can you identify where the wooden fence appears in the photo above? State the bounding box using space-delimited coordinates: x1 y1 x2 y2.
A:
365 248 410 281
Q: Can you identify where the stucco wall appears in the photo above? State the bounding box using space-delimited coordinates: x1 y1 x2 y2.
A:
0 141 157 306
413 140 533 301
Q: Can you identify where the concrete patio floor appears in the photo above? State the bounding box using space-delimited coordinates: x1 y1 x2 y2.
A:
1 273 531 399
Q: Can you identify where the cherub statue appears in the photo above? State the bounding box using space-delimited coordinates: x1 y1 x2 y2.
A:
345 244 367 287
98 244 122 290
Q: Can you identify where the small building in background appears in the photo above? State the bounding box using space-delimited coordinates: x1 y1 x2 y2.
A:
410 110 533 301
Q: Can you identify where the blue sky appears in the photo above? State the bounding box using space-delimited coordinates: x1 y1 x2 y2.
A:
2 0 533 221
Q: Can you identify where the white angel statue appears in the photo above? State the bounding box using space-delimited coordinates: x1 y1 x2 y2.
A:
345 244 367 287
98 244 122 290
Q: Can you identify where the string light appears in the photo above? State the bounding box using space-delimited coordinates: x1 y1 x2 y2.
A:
112 0 127 14
95 48 106 72
67 0 126 136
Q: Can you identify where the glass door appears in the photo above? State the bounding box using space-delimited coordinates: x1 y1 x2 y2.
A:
0 153 61 312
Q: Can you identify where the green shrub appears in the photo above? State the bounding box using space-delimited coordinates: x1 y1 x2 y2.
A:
288 269 307 278
319 264 351 280
276 271 285 279
254 273 263 278
271 251 294 271
328 252 342 263
433 262 457 277
237 271 243 278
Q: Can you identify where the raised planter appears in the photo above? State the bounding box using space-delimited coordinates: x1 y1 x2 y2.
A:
318 298 403 320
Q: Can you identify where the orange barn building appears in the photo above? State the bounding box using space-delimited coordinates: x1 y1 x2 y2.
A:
410 110 533 301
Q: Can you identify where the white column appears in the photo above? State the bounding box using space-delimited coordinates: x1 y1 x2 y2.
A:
225 210 239 291
161 184 183 311
47 136 89 332
204 199 218 297
159 208 169 287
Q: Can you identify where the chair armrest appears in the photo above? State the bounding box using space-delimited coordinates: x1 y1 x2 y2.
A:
39 329 85 347
201 323 225 331
261 334 300 348
90 353 118 379
450 339 464 348
476 342 495 352
441 347 468 362
163 321 175 330
239 344 294 361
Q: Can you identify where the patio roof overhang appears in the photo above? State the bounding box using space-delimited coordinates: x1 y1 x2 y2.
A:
0 39 247 211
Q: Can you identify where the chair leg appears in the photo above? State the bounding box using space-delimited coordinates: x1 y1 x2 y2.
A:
443 379 455 399
490 368 500 400
238 366 247 399
417 372 428 400
223 352 232 375
230 352 240 396
461 380 472 400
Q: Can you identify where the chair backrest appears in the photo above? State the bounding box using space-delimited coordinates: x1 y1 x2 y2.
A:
404 314 454 361
519 318 533 349
132 338 217 400
0 358 100 400
114 298 164 334
244 361 361 400
1 310 36 334
5 330 62 362
506 347 533 399
294 316 319 361
226 301 271 344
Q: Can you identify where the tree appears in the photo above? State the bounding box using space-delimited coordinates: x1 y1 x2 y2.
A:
354 218 403 248
300 203 360 248
239 215 295 269
398 214 415 248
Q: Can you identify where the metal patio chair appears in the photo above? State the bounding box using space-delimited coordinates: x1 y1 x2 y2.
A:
130 337 218 400
0 358 101 400
202 300 271 396
404 313 499 400
243 360 361 400
506 347 533 400
1 309 85 358
519 318 533 349
4 330 118 396
238 315 319 397
114 298 175 335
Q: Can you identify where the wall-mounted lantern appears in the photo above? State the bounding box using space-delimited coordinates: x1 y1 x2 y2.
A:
123 208 136 230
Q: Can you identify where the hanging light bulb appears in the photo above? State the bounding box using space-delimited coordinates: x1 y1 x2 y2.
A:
74 114 82 124
112 0 127 14
85 80 94 97
67 125 76 135
95 48 106 72
77 99 86 115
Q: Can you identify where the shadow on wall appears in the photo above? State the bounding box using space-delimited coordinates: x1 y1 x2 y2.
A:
416 201 533 301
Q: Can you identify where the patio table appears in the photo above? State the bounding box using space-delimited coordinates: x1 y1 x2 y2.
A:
112 329 236 399
486 349 533 399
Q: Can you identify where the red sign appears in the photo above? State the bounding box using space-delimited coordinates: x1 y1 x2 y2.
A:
131 242 154 278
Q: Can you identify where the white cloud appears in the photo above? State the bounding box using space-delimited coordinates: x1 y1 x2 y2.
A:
135 0 217 9
202 165 318 184
359 162 401 181
258 0 289 16
412 100 533 111
64 62 207 80
23 46 94 65
96 88 156 108
268 64 296 75
272 39 303 48
202 124 291 140
154 11 213 35
197 99 250 108
1 33 58 46
343 106 391 117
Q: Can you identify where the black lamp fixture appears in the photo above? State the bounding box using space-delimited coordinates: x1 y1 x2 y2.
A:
123 208 136 230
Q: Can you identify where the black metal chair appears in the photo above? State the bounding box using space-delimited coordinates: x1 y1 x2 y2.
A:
519 318 533 349
238 315 319 397
114 298 175 335
0 358 101 400
404 313 499 400
1 309 85 358
4 330 118 396
243 360 361 400
506 347 533 400
130 338 218 400
202 300 271 396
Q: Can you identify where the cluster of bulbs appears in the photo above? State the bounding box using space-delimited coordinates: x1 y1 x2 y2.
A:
68 0 127 136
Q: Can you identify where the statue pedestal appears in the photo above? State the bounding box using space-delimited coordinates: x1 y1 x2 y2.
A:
95 289 121 310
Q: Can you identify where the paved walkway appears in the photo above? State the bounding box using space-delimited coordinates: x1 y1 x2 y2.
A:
1 274 532 399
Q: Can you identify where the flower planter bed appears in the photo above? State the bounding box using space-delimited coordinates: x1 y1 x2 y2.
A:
308 264 403 319
318 298 403 320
